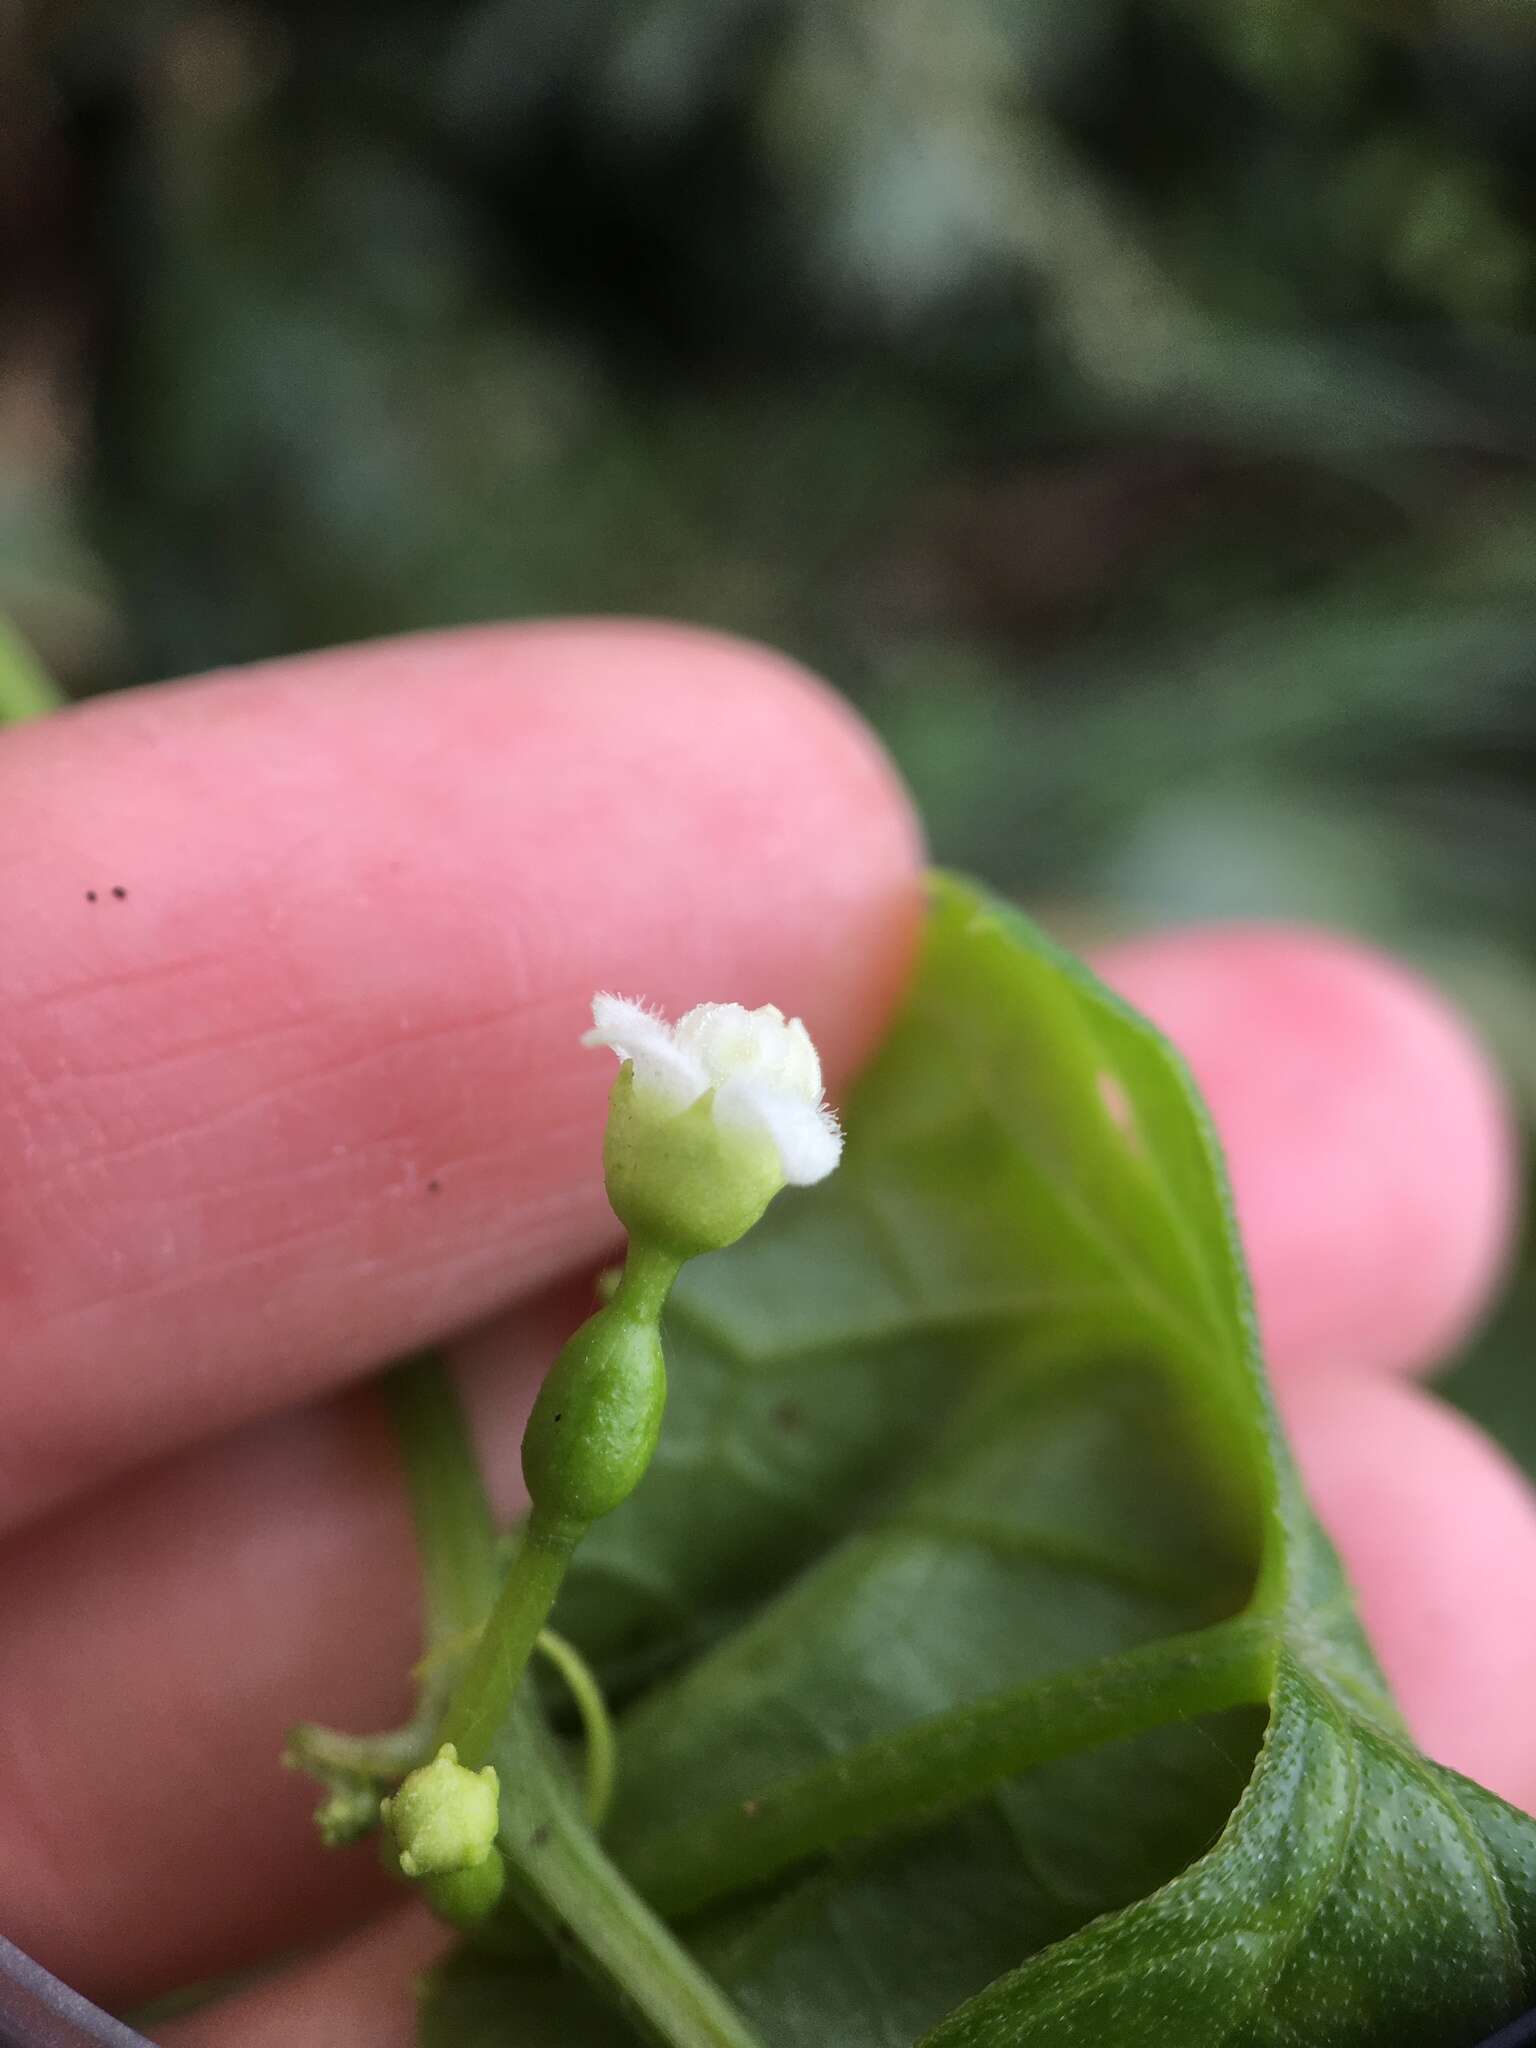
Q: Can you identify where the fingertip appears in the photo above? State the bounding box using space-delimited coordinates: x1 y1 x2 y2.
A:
1098 925 1519 1377
1282 1369 1536 1811
569 618 927 1084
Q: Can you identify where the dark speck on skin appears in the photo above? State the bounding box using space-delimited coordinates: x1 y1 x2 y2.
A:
85 890 97 902
111 886 127 900
426 1179 441 1194
530 1825 552 1850
553 1412 563 1422
774 1400 805 1433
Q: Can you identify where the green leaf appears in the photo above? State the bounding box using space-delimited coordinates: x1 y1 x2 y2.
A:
424 874 1536 2046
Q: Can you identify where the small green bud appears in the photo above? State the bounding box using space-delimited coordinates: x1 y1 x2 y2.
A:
381 1743 500 1877
423 1845 507 1930
522 1304 667 1526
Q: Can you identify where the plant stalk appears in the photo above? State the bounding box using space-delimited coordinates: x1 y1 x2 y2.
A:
436 1510 578 1768
618 1615 1277 1920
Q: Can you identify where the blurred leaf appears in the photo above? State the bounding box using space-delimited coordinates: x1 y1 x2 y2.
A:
0 615 64 721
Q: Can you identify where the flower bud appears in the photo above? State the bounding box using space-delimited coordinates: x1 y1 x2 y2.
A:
583 996 842 1259
423 1846 508 1931
381 1743 500 1877
604 1072 784 1258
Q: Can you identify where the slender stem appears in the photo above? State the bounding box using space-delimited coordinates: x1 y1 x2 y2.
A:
437 1509 577 1768
538 1628 618 1826
288 1355 499 1796
618 1615 1277 1921
376 1270 760 2043
495 1695 767 2048
436 1239 681 1771
286 1701 444 1786
611 1242 683 1325
383 1353 500 1643
0 618 63 723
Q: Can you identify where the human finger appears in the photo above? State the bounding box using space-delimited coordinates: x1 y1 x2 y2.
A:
0 1278 579 2007
1097 926 1517 1377
0 620 921 1532
1281 1368 1536 1813
152 1904 446 2048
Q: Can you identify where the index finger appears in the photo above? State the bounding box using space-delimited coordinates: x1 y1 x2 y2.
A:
0 621 922 1532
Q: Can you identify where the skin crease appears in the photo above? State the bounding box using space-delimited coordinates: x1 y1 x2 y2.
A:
0 622 1527 2042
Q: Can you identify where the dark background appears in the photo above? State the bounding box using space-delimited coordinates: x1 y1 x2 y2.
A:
5 0 1536 1459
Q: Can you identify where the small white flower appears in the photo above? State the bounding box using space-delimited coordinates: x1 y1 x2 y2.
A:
583 995 842 1186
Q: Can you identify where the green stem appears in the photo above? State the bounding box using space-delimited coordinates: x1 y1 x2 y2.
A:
611 1241 683 1323
437 1509 577 1768
374 1279 756 2044
286 1702 444 1787
0 618 64 723
383 1352 500 1642
290 1359 501 1826
538 1628 618 1826
618 1616 1277 1921
287 1355 499 1798
494 1695 767 2048
439 1239 682 1771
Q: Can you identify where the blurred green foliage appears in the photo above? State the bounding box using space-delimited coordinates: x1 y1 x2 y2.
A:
5 0 1536 1443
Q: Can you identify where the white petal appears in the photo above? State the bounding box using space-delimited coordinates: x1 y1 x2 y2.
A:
712 1076 843 1186
582 993 673 1060
777 1016 823 1103
582 994 708 1112
675 1002 823 1103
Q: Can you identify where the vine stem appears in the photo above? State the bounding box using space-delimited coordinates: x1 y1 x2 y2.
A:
383 1355 500 1642
285 1355 501 1794
437 1238 681 1771
381 1350 769 2048
498 1696 767 2048
538 1628 618 1826
617 1614 1278 1921
436 1508 577 1768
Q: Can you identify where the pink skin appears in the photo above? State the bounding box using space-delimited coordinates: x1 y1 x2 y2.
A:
1103 929 1518 1378
0 622 1527 2043
1276 1371 1536 1811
